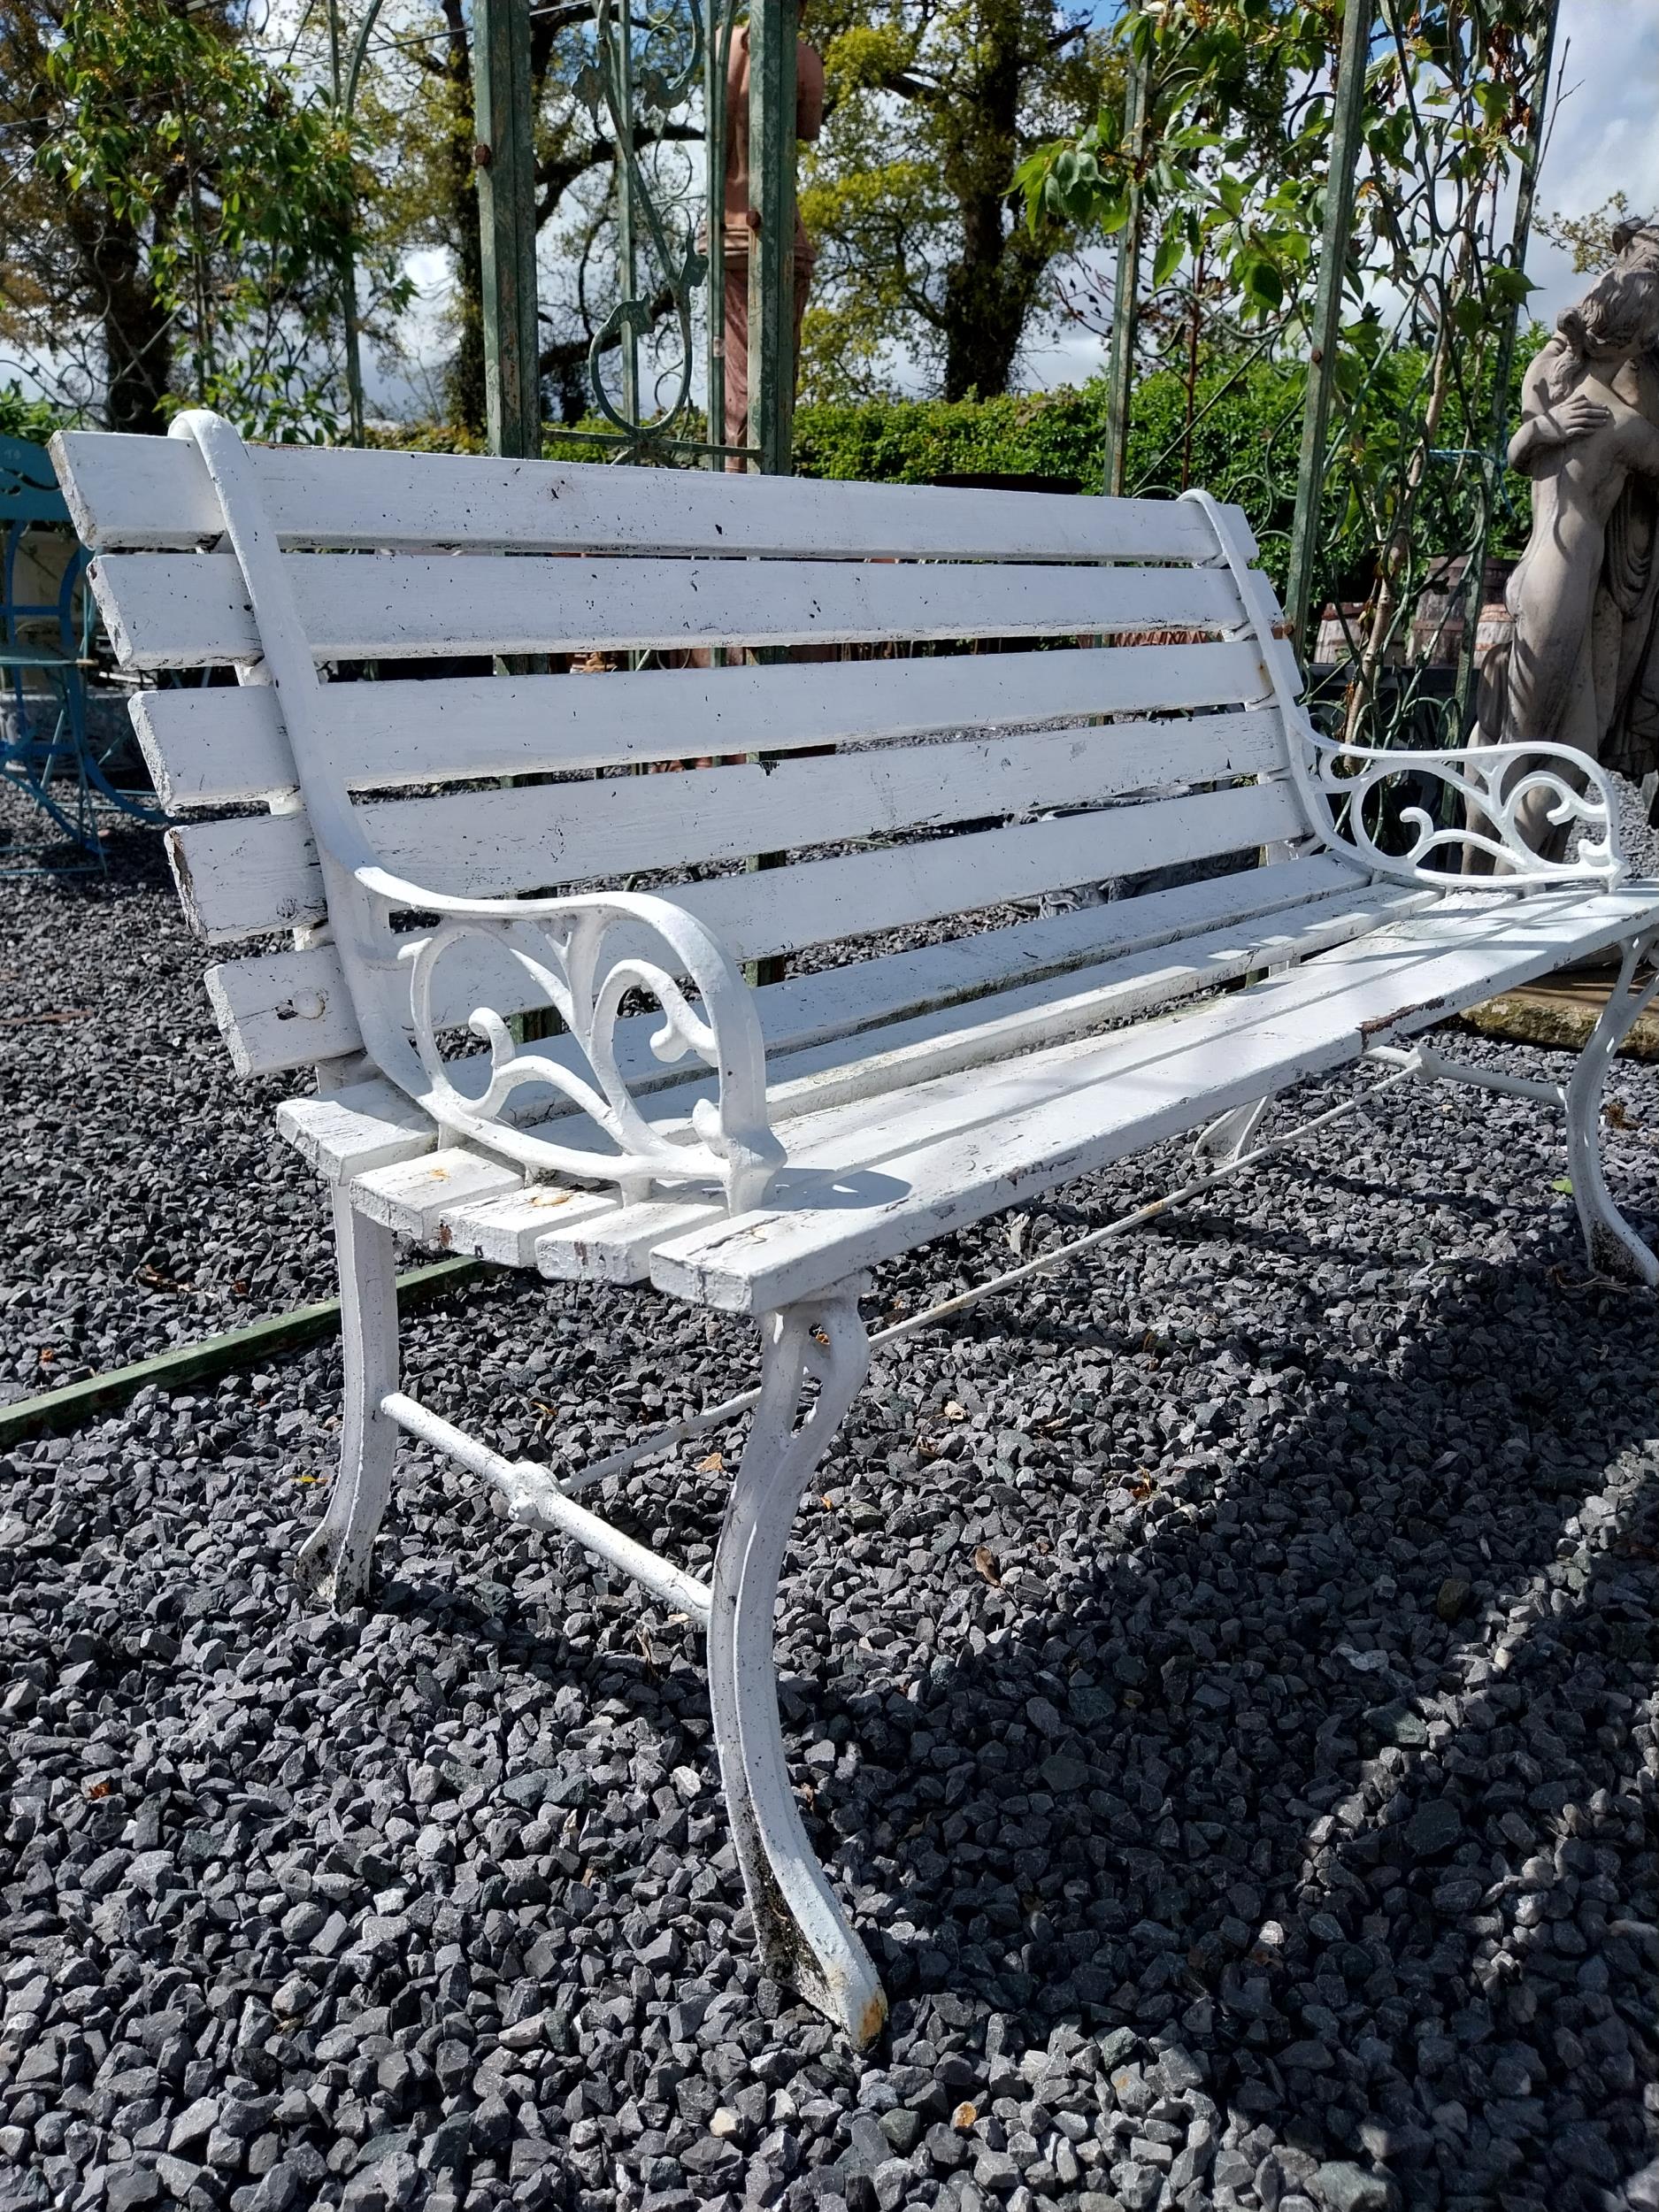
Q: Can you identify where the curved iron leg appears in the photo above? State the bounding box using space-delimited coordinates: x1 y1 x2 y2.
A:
1193 1094 1271 1169
296 1191 402 1603
708 1293 887 2046
1565 930 1659 1285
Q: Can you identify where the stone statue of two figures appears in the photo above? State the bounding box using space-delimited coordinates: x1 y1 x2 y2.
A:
1476 218 1659 859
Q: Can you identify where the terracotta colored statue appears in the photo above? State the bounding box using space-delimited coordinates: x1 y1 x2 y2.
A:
718 16 825 468
1479 220 1659 852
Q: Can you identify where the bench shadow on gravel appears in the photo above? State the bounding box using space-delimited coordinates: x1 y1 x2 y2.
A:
807 1252 1657 2211
0 819 176 899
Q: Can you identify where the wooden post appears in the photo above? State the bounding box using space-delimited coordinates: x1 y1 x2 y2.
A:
474 0 541 459
475 0 548 1041
747 0 799 478
743 0 800 985
1102 58 1148 498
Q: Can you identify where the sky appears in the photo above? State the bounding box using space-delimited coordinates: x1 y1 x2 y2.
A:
1522 0 1659 324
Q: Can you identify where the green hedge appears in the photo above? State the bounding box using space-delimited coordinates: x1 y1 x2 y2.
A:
794 387 1111 487
0 386 69 444
12 355 1529 602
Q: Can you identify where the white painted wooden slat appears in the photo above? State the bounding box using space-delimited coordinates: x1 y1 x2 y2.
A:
350 1150 520 1240
91 549 1247 669
277 1081 434 1180
204 951 364 1075
133 639 1273 809
55 429 1245 564
729 884 1434 1125
166 710 1286 936
173 776 1304 946
434 1185 618 1266
533 1197 725 1284
652 884 1659 1310
218 852 1358 1079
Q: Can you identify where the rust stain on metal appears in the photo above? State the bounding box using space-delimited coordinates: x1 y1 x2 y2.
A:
1360 995 1446 1038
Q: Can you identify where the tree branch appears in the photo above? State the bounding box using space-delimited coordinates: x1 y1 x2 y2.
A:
534 121 702 224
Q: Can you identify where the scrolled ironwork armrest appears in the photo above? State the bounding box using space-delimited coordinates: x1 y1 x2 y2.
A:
1294 727 1626 890
357 864 785 1214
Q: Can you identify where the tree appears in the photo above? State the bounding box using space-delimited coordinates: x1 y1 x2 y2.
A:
1533 192 1651 277
797 0 1110 403
0 0 380 438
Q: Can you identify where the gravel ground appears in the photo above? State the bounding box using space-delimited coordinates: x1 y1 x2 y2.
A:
2 787 1657 2212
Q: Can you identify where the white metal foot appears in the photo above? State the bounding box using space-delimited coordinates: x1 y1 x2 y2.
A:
1565 931 1659 1285
708 1294 887 2047
296 1192 402 1604
1193 1094 1270 1169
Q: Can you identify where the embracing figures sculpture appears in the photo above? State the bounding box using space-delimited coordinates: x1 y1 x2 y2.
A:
1479 219 1659 854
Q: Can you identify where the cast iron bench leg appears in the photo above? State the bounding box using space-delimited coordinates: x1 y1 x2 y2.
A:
1566 926 1659 1285
708 1292 887 2047
297 1192 402 1604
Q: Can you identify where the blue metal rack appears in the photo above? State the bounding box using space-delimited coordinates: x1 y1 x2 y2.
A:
0 432 161 872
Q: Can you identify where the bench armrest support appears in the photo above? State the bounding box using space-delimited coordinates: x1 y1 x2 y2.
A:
1179 487 1626 893
359 865 785 1213
164 408 780 1214
1294 732 1624 889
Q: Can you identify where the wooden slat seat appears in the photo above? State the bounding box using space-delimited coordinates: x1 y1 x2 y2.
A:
326 879 1659 1312
50 413 1659 2054
276 856 1379 1171
655 882 1659 1311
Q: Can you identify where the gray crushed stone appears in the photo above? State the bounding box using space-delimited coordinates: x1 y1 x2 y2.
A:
2 791 1656 2212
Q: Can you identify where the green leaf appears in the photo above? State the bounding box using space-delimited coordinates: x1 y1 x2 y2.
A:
1151 230 1185 288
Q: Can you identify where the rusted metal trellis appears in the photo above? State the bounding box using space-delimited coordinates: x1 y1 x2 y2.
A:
1104 0 1561 752
465 0 798 474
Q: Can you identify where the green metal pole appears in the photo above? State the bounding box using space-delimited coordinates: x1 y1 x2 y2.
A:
326 0 367 446
474 0 542 458
1284 0 1371 655
1452 0 1559 733
616 0 641 433
747 0 798 477
1102 57 1148 498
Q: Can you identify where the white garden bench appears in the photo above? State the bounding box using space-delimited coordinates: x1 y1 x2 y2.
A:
53 412 1659 2046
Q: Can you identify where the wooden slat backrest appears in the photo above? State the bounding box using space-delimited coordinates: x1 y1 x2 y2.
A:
168 710 1288 941
50 429 1314 1089
88 549 1249 668
54 430 1233 561
134 639 1271 809
221 854 1360 1081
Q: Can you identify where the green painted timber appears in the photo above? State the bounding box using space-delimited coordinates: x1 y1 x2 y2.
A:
747 0 799 479
0 1258 487 1449
742 0 800 986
